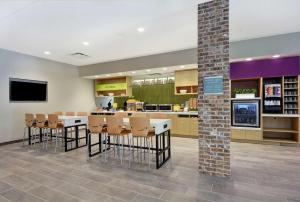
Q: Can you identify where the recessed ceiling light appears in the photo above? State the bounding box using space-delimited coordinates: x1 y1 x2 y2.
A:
163 67 167 71
180 65 185 69
137 27 145 33
106 74 110 77
131 71 136 74
44 51 51 55
245 58 253 61
272 54 280 58
82 41 90 46
146 69 151 72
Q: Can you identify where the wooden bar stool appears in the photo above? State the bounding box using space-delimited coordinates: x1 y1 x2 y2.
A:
106 116 130 165
48 114 64 152
87 115 106 160
65 112 75 116
23 113 36 146
35 114 48 149
77 112 88 116
129 117 155 168
54 111 63 116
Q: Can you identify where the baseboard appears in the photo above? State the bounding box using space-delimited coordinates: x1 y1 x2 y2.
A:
0 139 23 146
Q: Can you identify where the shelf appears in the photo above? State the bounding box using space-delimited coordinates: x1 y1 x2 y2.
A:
285 88 298 90
284 95 298 97
284 82 298 84
263 128 298 133
231 126 262 131
263 138 298 144
230 97 261 100
262 114 300 117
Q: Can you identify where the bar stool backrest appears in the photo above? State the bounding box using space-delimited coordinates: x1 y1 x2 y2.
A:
25 113 34 127
149 113 168 119
65 112 75 116
36 114 46 128
88 115 105 133
114 112 128 118
131 113 150 118
77 112 88 116
54 111 63 116
129 117 150 137
48 114 58 129
106 116 123 135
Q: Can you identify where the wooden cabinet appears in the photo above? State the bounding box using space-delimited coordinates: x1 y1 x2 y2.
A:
231 129 262 140
231 129 246 139
245 130 262 140
189 117 198 136
95 76 132 97
170 114 198 137
175 69 198 95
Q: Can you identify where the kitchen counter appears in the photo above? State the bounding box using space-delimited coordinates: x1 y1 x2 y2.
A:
91 111 198 116
91 110 198 138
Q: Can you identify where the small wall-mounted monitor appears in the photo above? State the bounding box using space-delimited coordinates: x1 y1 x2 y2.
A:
9 78 48 102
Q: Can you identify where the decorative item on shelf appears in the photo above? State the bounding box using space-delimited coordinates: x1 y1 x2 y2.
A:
180 89 187 94
234 88 257 99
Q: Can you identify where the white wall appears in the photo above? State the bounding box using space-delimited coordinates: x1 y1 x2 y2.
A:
0 49 95 143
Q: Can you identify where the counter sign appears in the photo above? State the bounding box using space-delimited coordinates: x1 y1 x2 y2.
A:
203 76 223 95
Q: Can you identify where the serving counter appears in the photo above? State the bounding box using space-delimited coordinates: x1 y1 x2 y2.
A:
91 111 199 138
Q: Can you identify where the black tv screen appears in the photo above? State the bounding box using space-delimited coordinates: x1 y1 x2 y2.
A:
9 78 48 102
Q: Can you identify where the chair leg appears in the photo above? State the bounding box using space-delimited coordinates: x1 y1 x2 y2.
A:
55 129 58 152
23 127 27 146
87 133 90 161
104 134 107 162
129 136 132 167
147 138 151 169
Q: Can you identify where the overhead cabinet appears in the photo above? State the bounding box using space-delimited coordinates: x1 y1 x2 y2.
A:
95 76 132 97
175 69 198 95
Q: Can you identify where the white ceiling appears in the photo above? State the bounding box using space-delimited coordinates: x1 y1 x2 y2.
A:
0 0 300 66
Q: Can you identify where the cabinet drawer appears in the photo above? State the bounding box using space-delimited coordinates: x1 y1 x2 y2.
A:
245 130 262 140
231 129 246 139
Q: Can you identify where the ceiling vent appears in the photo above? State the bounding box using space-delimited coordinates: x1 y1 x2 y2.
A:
70 52 89 59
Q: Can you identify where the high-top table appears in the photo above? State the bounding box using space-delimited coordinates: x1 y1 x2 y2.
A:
28 116 88 152
88 118 172 169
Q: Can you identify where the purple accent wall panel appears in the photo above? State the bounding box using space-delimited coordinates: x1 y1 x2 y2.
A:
230 56 300 80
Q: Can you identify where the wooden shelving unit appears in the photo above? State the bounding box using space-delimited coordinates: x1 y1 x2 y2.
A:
95 76 132 97
283 76 299 114
231 76 300 145
174 69 198 95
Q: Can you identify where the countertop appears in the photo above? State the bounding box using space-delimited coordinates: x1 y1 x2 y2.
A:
91 111 198 116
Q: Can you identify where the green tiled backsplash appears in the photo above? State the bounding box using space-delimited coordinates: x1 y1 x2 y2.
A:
114 83 197 108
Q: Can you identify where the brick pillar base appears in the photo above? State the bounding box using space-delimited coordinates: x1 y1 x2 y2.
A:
198 0 231 177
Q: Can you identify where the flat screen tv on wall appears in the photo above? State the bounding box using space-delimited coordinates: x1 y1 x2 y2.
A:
9 78 48 102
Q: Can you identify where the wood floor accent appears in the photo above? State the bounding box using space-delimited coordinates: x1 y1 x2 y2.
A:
0 137 300 202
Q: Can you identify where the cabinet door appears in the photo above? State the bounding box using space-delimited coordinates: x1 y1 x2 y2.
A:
231 129 246 139
175 70 198 87
176 117 190 135
245 130 262 140
189 117 198 136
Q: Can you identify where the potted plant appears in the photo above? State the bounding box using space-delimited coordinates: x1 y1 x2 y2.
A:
234 88 257 98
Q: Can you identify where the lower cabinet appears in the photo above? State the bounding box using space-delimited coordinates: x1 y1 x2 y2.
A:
231 129 262 141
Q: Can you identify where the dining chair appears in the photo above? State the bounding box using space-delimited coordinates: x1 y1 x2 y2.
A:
87 115 106 160
129 116 155 168
54 111 63 116
48 114 64 152
23 113 36 146
106 116 130 165
35 114 48 149
65 112 75 116
77 112 88 116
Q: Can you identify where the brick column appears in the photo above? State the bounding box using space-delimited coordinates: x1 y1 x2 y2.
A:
198 0 230 177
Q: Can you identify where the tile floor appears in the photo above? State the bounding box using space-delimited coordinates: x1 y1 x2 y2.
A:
0 137 300 202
